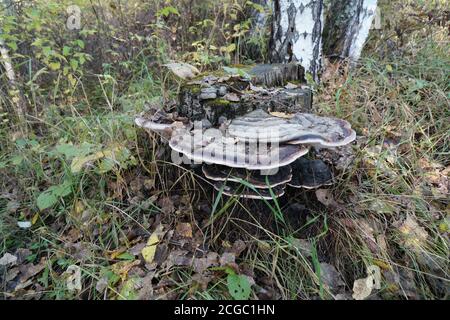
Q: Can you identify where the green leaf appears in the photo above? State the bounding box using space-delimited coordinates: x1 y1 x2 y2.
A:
37 191 58 211
54 144 79 159
117 252 135 261
157 6 180 17
70 59 79 71
48 62 61 71
76 40 85 49
118 278 138 300
227 274 252 300
98 158 115 173
63 46 71 56
51 180 73 197
7 41 18 51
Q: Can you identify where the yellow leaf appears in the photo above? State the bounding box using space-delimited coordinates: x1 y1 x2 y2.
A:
48 62 61 71
31 213 39 225
141 233 160 264
269 111 295 119
111 260 140 281
70 146 121 173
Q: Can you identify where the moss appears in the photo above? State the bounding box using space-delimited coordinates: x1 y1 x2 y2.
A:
205 98 232 107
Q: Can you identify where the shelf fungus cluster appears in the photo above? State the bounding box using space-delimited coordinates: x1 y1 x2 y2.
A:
136 64 356 200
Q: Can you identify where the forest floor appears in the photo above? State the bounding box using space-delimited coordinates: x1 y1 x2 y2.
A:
0 2 449 300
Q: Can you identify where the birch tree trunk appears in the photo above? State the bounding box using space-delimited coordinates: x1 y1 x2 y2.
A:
323 0 378 64
269 0 324 82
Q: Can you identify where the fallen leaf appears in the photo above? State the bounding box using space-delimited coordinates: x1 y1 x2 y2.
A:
0 253 18 266
193 252 219 274
220 252 236 267
6 267 20 281
158 197 175 214
397 215 429 252
17 259 46 286
163 62 200 80
166 250 193 268
352 277 373 300
17 221 31 229
111 260 140 281
95 276 109 293
315 189 337 207
175 222 193 238
141 233 160 264
269 111 295 119
230 240 246 257
319 263 345 293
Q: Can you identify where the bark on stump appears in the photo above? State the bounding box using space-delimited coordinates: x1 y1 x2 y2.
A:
177 63 312 126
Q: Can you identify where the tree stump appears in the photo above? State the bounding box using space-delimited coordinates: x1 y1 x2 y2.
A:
177 63 312 126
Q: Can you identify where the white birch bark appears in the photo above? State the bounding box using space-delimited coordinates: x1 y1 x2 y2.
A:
323 0 378 64
269 0 324 82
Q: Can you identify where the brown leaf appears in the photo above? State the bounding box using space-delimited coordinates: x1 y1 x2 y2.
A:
166 250 193 268
0 253 17 266
315 189 337 207
17 259 46 287
230 240 246 257
319 263 345 293
175 222 193 238
193 252 219 274
219 252 236 267
352 278 373 300
397 215 429 252
158 197 175 214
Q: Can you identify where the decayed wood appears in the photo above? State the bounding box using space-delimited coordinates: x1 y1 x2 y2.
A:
178 67 311 126
249 63 305 87
323 0 378 64
269 0 324 82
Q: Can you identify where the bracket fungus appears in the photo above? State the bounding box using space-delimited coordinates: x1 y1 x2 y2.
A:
287 158 334 189
213 181 287 200
202 164 292 189
135 63 356 200
227 109 356 147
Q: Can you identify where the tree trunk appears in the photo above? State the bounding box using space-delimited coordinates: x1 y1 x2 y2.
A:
269 0 324 82
323 0 378 64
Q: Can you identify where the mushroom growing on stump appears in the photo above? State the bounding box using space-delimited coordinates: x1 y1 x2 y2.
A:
136 108 355 200
287 158 334 189
202 164 292 189
135 62 356 200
